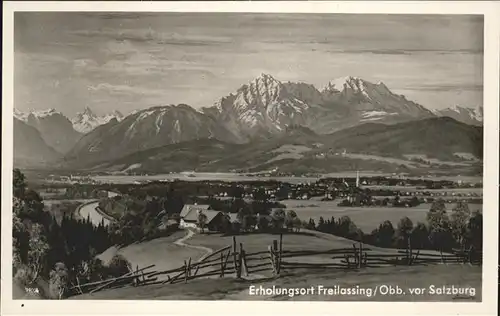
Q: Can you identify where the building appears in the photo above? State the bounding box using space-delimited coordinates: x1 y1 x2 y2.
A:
180 204 210 218
180 208 228 231
179 204 211 228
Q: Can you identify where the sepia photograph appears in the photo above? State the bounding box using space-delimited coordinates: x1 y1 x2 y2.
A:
1 2 499 316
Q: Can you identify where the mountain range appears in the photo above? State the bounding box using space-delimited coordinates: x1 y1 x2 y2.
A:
89 117 482 175
432 105 483 126
13 118 61 168
71 107 124 134
13 74 484 173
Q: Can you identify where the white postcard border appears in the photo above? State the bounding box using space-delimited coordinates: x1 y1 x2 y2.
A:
2 2 499 316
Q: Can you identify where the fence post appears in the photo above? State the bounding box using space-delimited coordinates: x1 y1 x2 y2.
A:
408 236 413 266
279 234 283 274
220 252 224 278
358 242 363 268
135 265 139 286
242 250 249 277
352 243 358 267
184 260 188 284
268 245 276 273
232 236 238 277
187 258 192 278
273 240 279 275
237 243 243 279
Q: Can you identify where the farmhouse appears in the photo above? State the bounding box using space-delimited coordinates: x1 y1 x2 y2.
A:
180 204 210 218
181 208 228 231
179 204 211 228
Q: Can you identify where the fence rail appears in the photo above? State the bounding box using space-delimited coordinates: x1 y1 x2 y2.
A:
69 233 482 297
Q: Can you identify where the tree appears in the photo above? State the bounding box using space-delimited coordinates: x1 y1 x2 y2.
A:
316 217 326 232
465 211 482 250
292 217 302 232
48 262 69 299
305 218 316 230
411 222 430 249
237 208 255 232
270 208 286 231
450 202 471 249
13 168 27 198
426 199 453 251
107 254 131 278
408 196 420 207
257 215 269 232
13 213 29 268
336 216 356 237
27 224 50 282
285 210 298 232
253 188 268 202
396 217 414 248
376 220 395 247
197 211 208 233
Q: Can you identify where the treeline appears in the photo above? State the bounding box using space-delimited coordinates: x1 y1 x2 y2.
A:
303 200 482 252
12 169 133 299
98 195 180 246
318 176 482 189
190 196 286 216
197 208 303 235
109 181 279 200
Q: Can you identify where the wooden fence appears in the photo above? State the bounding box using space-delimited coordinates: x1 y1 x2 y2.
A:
69 234 482 297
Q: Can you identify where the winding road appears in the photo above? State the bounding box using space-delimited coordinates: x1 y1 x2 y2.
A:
78 201 112 226
77 194 228 282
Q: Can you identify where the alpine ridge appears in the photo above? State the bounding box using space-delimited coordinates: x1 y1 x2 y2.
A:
14 118 61 167
203 74 437 138
19 108 82 154
71 107 125 134
64 104 243 167
432 105 483 126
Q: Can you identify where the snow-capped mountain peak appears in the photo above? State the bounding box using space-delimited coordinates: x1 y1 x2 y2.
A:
71 107 125 134
433 105 483 126
14 107 69 123
238 73 286 107
323 76 365 93
29 108 63 119
14 108 30 122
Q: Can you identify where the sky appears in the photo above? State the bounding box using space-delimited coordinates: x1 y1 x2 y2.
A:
14 13 483 117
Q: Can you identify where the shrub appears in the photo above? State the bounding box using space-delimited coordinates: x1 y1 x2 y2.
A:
107 254 132 278
48 262 69 299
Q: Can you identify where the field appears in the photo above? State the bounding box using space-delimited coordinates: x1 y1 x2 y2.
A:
75 227 481 301
96 231 209 280
90 172 483 185
72 264 482 301
280 200 482 232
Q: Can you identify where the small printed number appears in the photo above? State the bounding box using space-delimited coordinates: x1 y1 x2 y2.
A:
25 288 39 294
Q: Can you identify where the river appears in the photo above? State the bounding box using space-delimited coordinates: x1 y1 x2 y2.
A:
78 201 112 227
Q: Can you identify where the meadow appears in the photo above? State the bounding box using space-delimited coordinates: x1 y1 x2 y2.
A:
96 231 208 281
73 261 481 301
280 200 483 232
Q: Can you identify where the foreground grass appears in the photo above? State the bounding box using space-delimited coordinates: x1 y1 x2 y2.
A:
72 264 481 301
97 231 207 278
186 229 437 256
